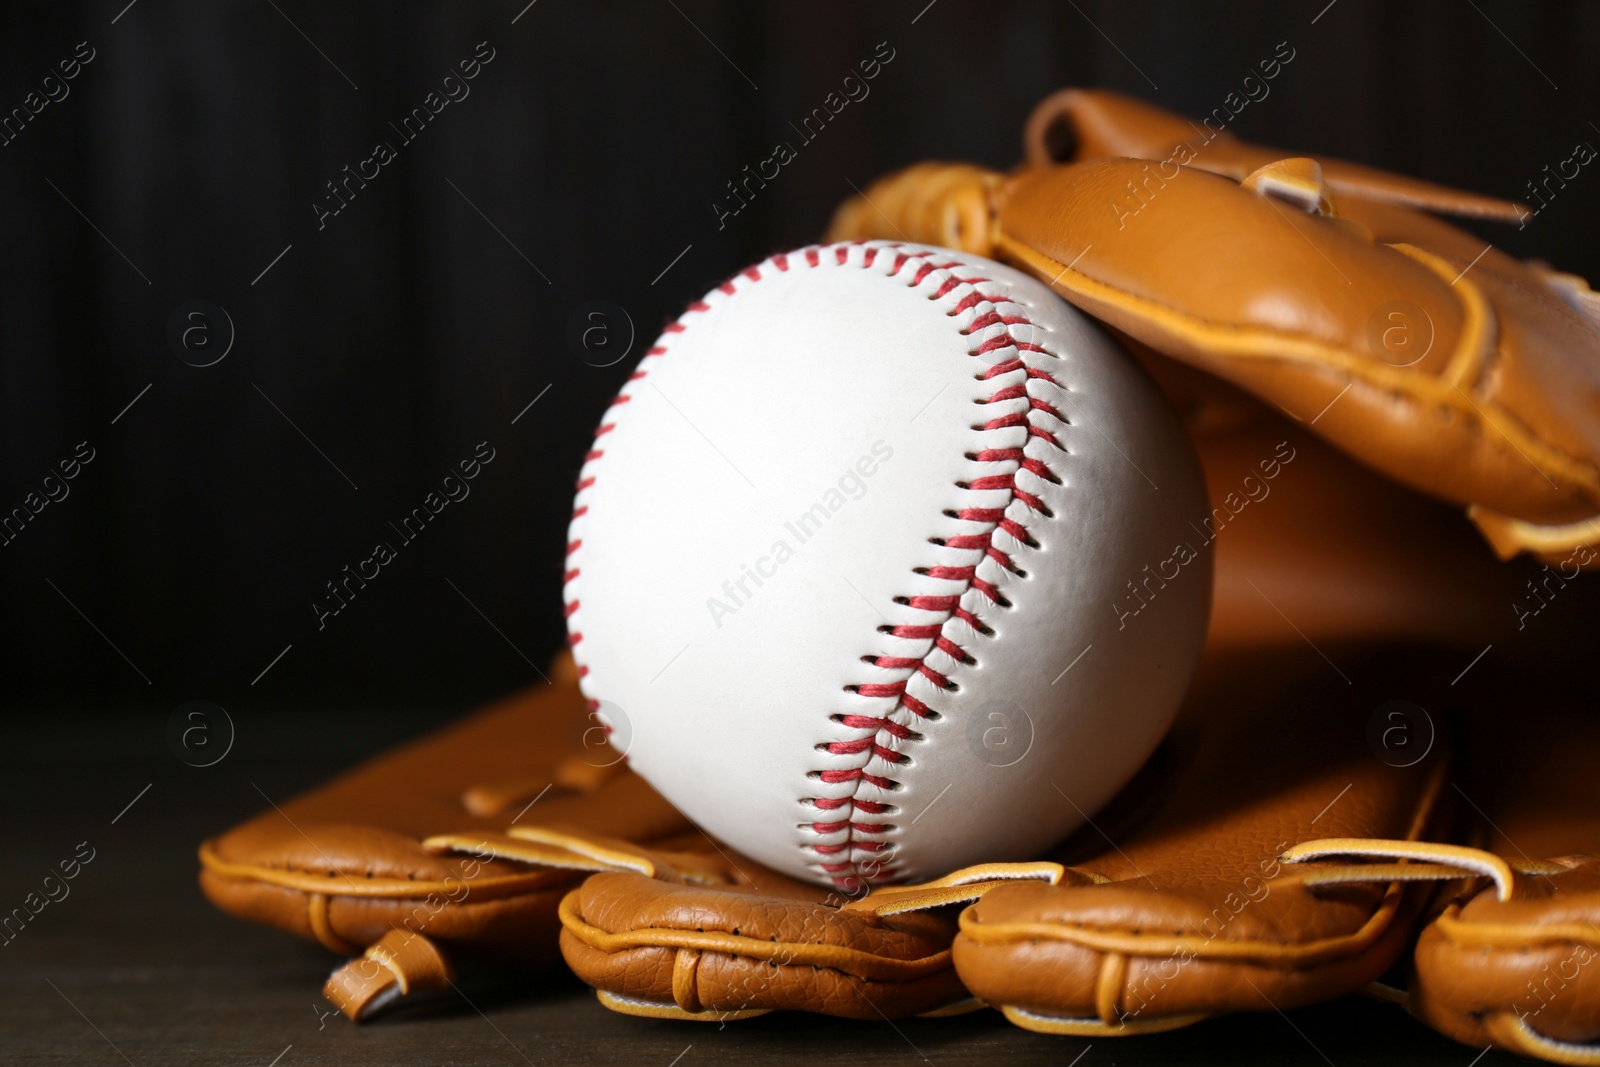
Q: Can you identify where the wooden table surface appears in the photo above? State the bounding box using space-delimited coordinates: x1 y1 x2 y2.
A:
2 706 1521 1066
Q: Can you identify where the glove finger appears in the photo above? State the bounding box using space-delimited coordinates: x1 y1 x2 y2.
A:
992 157 1600 560
198 653 693 1020
559 848 1063 1020
952 646 1455 1034
1021 87 1525 223
1410 696 1600 1060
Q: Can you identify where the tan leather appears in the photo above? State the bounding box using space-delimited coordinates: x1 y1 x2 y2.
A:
1408 701 1600 1061
950 646 1457 1035
202 88 1593 1039
714 87 1598 1042
997 160 1600 541
198 653 689 1019
827 93 1600 566
1022 87 1524 221
558 841 1062 1020
1247 694 1600 1063
547 352 1516 1025
1142 354 1515 652
323 928 455 1021
556 646 1468 1026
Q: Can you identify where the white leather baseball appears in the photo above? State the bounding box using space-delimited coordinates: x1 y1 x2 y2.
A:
566 241 1210 888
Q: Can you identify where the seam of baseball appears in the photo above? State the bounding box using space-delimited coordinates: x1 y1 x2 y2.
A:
798 246 1069 891
563 241 1069 890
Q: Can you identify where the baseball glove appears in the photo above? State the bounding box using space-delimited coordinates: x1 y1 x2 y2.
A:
558 640 1459 1023
556 93 1554 1020
1407 695 1600 1063
828 88 1600 568
199 376 1515 1026
204 90 1596 1054
1124 354 1516 654
198 651 694 1020
553 366 1517 1020
951 643 1459 1035
824 87 1600 1059
1266 678 1600 1063
557 842 1060 1022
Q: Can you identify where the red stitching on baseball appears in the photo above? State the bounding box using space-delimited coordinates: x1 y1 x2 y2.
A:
793 246 1069 889
564 240 1069 887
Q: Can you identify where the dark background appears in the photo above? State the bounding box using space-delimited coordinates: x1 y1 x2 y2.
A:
4 0 1598 717
4 4 1596 1063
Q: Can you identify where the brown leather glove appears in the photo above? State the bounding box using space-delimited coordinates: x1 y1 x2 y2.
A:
824 86 1599 1057
558 641 1462 1024
1407 697 1600 1063
204 90 1587 1045
557 841 1060 1021
828 89 1600 568
198 652 692 1020
951 645 1458 1035
1269 684 1600 1064
1020 87 1525 220
1135 354 1515 653
550 375 1522 1023
199 392 1514 1027
542 211 1521 1026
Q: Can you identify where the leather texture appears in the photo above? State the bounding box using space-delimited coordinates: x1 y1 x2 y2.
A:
826 89 1600 567
950 645 1456 1034
565 240 1210 888
558 365 1530 1028
1407 695 1600 1060
559 644 1466 1024
197 652 690 1017
822 85 1599 1056
1135 353 1517 653
1021 87 1525 221
323 927 455 1021
558 839 1061 1021
1237 682 1600 1064
199 87 1594 1048
198 381 1515 1025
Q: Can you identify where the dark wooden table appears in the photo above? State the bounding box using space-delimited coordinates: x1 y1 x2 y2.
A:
2 706 1521 1066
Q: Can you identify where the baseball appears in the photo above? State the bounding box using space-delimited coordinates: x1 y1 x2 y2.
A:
565 241 1210 889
